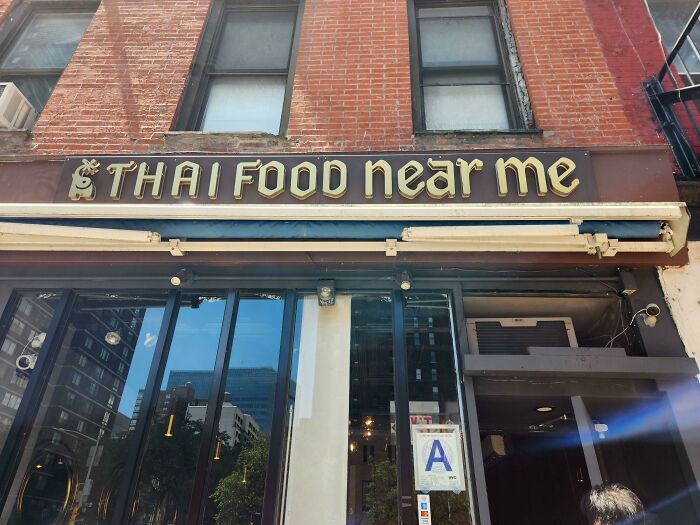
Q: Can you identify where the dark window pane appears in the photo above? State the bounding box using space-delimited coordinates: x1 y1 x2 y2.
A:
1 13 92 70
648 1 700 74
9 75 60 111
423 83 509 130
0 292 169 525
214 10 296 71
130 294 226 525
0 293 61 453
204 293 285 525
405 294 473 525
418 11 499 67
200 76 286 133
281 295 398 525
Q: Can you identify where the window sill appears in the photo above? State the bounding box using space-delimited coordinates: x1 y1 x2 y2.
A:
161 131 293 153
0 128 31 150
413 128 543 136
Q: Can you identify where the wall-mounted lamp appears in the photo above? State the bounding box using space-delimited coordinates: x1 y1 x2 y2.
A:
399 271 412 291
317 280 335 307
241 465 248 484
104 331 121 346
213 440 222 460
170 268 193 287
593 422 609 440
164 414 175 437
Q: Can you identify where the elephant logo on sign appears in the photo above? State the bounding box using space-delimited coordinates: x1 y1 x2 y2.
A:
68 158 100 201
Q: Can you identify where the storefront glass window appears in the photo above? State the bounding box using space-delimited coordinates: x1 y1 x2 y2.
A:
130 293 226 525
203 293 285 525
0 291 169 525
282 295 398 525
405 294 473 525
0 292 61 452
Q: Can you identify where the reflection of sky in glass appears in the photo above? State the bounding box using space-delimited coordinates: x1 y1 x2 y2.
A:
229 299 284 370
159 299 226 389
117 307 165 417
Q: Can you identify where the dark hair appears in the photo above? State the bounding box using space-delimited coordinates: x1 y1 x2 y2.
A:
580 483 645 525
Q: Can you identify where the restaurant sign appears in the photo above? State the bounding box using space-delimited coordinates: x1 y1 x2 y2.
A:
61 151 595 205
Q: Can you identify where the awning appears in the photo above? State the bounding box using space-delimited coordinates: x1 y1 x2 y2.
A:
0 202 689 257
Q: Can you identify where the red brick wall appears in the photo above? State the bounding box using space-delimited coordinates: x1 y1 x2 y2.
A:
30 0 211 153
0 0 675 155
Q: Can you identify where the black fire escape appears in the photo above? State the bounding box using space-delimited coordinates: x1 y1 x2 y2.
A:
645 2 700 179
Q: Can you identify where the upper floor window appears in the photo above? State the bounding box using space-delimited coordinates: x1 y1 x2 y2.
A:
410 1 522 131
177 1 300 134
0 9 93 115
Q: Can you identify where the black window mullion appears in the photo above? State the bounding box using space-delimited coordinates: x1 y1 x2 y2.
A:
110 290 182 525
392 289 415 524
408 0 426 131
261 290 297 525
0 289 77 507
186 290 241 525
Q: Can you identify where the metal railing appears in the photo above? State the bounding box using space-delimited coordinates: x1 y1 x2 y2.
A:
645 2 700 178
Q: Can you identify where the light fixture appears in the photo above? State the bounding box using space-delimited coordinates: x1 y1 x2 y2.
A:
170 268 193 287
317 280 335 307
35 464 43 469
364 417 373 427
363 429 373 438
642 303 661 328
104 331 121 346
164 414 175 437
399 271 412 291
241 465 248 484
213 440 222 460
535 406 555 413
30 332 46 349
593 422 609 439
349 442 358 453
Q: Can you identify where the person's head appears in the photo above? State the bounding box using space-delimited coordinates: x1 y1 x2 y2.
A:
580 483 645 525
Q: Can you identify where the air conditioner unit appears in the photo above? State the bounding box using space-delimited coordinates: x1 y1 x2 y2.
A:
0 82 36 130
466 317 578 355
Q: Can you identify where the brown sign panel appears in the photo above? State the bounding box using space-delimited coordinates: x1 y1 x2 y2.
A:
60 151 596 205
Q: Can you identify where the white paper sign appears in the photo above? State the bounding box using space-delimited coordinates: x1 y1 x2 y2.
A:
417 494 432 525
412 424 466 492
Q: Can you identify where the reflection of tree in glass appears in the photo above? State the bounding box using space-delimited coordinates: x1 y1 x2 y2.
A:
211 433 270 525
365 459 398 525
428 491 471 525
133 414 204 524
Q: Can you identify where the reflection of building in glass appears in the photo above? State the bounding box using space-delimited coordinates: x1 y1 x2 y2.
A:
187 402 259 446
40 304 146 451
166 367 283 432
0 295 55 435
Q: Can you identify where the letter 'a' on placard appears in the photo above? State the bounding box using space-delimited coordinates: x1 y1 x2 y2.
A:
412 424 466 493
417 494 432 525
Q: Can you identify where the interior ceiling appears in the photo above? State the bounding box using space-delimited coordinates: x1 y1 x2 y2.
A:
476 395 578 435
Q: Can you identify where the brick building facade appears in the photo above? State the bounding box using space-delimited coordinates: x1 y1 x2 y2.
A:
0 0 698 524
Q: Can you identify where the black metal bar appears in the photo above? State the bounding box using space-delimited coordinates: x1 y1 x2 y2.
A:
462 354 699 378
645 78 700 178
450 285 491 525
186 291 240 525
110 290 181 525
659 1 700 81
657 83 700 104
392 289 415 524
0 289 77 507
261 290 297 525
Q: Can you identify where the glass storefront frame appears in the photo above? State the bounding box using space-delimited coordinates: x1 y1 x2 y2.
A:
0 274 695 525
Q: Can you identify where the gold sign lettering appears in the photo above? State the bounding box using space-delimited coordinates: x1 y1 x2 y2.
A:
69 159 101 201
291 161 317 200
208 162 221 200
108 161 137 200
134 162 165 200
456 158 482 198
234 160 261 200
172 161 200 198
496 157 548 197
426 158 455 199
258 161 285 199
398 160 425 199
322 160 347 198
548 157 579 197
365 160 392 199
